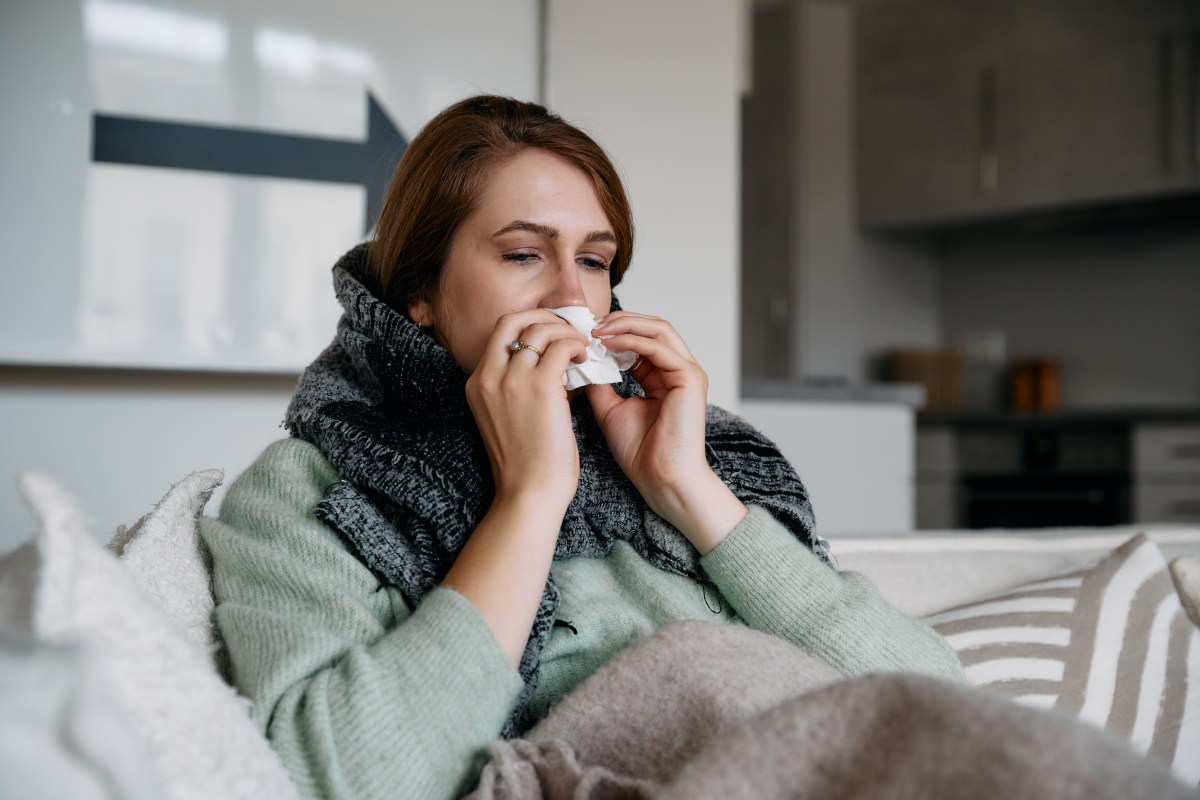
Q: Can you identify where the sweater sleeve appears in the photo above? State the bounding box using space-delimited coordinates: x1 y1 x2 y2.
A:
199 438 524 800
699 505 966 682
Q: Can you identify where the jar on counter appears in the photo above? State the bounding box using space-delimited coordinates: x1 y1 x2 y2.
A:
1011 357 1061 412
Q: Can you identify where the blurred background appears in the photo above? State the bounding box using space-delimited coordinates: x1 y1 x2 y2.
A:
2 0 1198 552
740 0 1200 536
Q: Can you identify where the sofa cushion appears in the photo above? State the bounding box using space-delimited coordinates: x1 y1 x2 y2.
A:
0 628 162 799
107 468 224 666
0 472 299 800
833 524 1200 618
925 534 1200 787
1171 555 1200 628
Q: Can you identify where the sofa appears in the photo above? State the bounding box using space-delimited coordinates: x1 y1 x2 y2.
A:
1 468 1197 798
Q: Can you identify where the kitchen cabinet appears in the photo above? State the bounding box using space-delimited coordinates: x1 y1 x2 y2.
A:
915 421 1133 529
739 399 916 533
915 418 1200 529
1004 0 1198 208
857 0 1007 226
1134 423 1200 523
915 427 958 529
857 0 1200 229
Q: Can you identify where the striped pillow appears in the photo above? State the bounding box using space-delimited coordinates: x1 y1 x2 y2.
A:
926 534 1200 786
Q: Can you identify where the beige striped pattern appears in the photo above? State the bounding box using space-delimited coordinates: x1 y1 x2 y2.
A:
928 534 1200 787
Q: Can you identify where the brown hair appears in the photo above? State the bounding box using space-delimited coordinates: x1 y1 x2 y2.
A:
368 95 635 314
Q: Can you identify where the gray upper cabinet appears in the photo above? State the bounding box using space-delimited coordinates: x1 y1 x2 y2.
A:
857 0 1007 227
857 0 1200 229
1003 0 1197 208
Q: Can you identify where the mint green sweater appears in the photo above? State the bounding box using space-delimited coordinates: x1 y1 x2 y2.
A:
201 438 964 800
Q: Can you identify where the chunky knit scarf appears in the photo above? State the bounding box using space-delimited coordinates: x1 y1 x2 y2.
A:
285 244 829 736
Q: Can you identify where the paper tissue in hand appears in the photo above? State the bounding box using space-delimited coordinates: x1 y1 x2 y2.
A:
550 306 638 389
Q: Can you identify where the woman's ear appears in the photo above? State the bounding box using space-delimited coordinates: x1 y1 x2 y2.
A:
408 297 434 328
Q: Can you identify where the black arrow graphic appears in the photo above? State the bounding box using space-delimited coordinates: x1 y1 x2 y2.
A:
92 92 407 231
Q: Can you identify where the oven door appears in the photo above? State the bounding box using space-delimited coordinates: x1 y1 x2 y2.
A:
961 474 1132 529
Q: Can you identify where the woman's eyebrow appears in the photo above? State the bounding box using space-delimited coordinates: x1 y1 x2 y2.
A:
493 220 616 246
583 230 616 245
494 220 559 239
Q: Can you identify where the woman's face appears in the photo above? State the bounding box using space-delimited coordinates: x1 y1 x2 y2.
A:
409 148 617 373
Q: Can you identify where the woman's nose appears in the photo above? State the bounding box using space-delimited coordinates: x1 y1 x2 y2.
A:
539 262 587 309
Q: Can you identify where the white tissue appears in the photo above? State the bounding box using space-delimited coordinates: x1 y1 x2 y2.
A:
549 306 638 389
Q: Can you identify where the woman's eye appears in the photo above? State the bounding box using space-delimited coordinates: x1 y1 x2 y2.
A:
577 256 611 272
502 252 540 264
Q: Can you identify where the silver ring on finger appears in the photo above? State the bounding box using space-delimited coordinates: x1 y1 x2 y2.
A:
509 340 543 359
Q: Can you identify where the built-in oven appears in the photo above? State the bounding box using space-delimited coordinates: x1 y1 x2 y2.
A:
956 425 1132 529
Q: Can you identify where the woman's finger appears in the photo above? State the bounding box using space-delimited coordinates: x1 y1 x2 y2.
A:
476 310 577 379
593 332 695 375
628 351 655 384
533 337 589 379
594 313 695 361
515 321 590 361
502 324 590 380
583 381 622 418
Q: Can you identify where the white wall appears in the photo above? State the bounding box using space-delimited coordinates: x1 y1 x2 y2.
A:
0 370 295 547
941 222 1200 407
0 1 747 554
547 0 744 410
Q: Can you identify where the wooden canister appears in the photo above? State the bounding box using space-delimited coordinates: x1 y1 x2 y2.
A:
1011 357 1061 412
1035 358 1060 412
1012 359 1037 412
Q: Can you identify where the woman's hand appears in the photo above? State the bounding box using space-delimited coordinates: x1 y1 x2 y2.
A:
585 312 747 554
465 309 589 509
445 309 588 667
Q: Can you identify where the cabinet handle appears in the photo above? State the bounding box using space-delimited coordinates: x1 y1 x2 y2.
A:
1169 500 1200 518
1170 443 1200 460
1159 34 1176 173
978 65 999 194
1191 30 1200 172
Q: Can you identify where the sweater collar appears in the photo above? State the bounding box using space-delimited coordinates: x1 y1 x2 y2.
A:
331 243 470 422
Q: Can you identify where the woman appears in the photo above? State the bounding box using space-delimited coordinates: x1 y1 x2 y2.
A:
201 95 964 800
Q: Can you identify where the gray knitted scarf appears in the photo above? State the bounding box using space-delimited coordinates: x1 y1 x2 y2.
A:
285 244 829 736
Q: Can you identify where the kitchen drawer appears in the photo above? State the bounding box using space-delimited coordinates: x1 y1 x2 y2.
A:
916 481 958 529
958 428 1127 474
739 400 916 533
916 428 956 476
1135 484 1200 523
1134 424 1200 475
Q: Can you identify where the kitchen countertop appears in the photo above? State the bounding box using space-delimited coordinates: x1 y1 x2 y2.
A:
918 407 1200 428
741 379 926 406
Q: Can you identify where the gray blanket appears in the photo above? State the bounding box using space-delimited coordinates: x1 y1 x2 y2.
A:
470 621 1196 799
